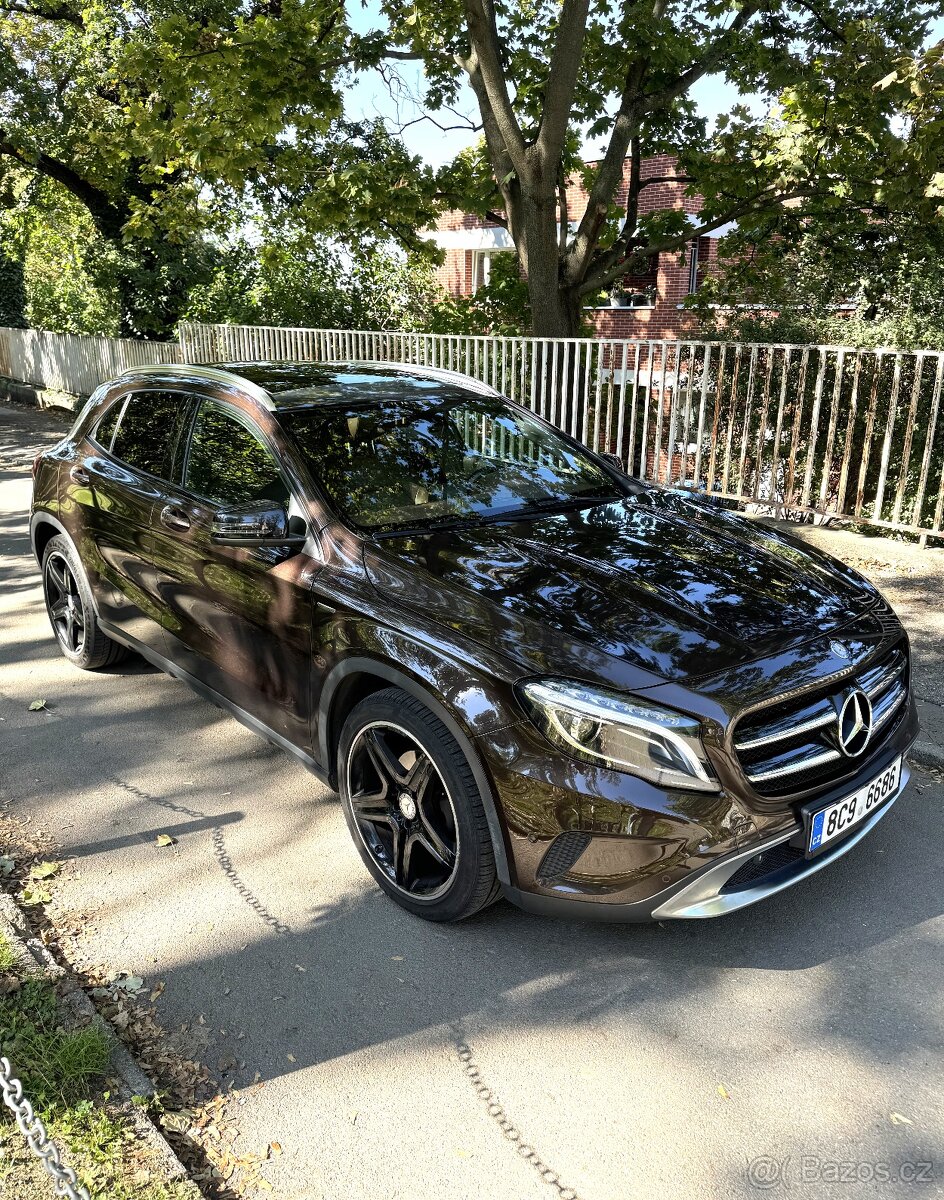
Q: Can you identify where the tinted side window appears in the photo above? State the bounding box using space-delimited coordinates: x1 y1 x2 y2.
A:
184 405 288 508
110 392 195 481
93 399 125 451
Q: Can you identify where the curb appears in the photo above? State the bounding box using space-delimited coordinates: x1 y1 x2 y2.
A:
908 741 944 772
0 888 202 1198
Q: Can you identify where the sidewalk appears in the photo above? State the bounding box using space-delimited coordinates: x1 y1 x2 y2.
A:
756 517 944 767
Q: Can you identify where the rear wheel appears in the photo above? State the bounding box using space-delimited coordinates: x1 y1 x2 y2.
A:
41 535 127 670
339 688 500 921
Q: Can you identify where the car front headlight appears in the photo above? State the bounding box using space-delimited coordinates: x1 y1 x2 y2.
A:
519 679 718 792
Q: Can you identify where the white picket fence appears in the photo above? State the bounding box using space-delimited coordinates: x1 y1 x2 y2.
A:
0 326 181 396
4 322 944 541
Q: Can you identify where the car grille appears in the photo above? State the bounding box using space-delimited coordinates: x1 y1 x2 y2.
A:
732 643 908 799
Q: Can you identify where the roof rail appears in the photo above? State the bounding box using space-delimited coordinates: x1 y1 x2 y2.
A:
118 362 275 411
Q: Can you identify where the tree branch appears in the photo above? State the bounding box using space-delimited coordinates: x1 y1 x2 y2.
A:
565 0 764 287
0 133 126 237
535 0 591 165
0 0 81 24
460 0 528 176
579 187 828 295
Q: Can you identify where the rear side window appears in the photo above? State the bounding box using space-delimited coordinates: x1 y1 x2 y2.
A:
184 404 288 507
110 392 195 481
93 400 124 451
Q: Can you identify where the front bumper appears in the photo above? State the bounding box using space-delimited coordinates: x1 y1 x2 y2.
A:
479 700 918 922
504 758 909 920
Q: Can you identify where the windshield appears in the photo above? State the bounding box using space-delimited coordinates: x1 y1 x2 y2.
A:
279 391 624 532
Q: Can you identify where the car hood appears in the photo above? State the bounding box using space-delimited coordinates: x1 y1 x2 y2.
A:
363 491 882 688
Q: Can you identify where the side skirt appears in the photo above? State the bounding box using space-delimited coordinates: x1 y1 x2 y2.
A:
99 620 330 786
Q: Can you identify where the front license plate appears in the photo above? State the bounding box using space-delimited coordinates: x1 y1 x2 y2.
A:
808 756 902 855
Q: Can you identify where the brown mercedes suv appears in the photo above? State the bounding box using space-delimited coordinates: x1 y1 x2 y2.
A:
30 361 917 921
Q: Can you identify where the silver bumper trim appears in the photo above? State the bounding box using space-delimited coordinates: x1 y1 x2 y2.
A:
651 761 909 920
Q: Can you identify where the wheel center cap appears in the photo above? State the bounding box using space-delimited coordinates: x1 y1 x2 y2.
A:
397 792 417 820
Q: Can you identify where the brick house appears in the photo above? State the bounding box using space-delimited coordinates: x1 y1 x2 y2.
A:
429 154 722 341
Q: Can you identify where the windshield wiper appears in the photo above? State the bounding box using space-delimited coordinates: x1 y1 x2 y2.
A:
371 492 625 539
372 513 490 539
500 492 624 520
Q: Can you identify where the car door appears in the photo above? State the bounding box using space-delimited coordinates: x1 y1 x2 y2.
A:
149 398 317 752
68 389 195 651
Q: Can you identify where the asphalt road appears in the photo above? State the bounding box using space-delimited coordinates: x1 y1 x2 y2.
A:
2 401 943 1200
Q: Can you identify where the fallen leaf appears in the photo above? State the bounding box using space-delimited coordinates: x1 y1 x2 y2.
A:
0 856 15 877
286 1054 296 1063
114 974 145 993
28 699 47 712
294 964 306 972
890 1112 913 1126
717 1084 731 1100
20 885 51 905
268 1142 282 1157
155 834 176 847
30 861 60 880
391 955 404 961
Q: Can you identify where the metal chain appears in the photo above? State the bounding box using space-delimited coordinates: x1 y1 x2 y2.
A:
451 1027 584 1200
0 1055 91 1200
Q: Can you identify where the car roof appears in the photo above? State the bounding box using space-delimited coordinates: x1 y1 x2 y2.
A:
120 360 502 409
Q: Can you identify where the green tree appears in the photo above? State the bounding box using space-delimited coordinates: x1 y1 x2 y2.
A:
0 246 25 327
0 2 439 335
427 249 531 334
184 228 442 331
380 0 944 338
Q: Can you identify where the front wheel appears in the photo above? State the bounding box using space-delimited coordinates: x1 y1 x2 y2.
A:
338 688 500 921
41 535 127 670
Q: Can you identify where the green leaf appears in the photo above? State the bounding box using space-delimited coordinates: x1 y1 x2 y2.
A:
155 834 175 847
28 699 47 712
30 861 60 880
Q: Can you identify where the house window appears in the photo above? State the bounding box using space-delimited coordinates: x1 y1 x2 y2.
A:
472 251 494 292
688 239 699 294
688 236 713 293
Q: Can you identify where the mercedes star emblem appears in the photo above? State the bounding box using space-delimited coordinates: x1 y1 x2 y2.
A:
837 689 873 757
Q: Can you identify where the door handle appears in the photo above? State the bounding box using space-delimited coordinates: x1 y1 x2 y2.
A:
159 504 191 532
69 465 90 486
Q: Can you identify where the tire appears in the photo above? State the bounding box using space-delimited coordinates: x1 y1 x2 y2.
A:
41 535 128 670
338 687 500 921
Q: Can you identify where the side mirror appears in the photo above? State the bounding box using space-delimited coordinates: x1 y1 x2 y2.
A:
210 502 308 547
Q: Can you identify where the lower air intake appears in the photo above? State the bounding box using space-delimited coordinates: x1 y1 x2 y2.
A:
536 831 592 882
720 842 805 893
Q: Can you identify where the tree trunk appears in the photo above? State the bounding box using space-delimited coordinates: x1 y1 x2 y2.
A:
519 192 582 338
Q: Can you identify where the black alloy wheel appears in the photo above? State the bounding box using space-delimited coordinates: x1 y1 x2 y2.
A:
44 550 86 657
339 688 500 921
347 721 459 898
41 535 127 670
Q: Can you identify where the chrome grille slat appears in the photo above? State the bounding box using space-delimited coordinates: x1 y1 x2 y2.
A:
872 681 906 732
735 704 835 752
862 656 906 699
747 747 842 784
734 643 909 797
